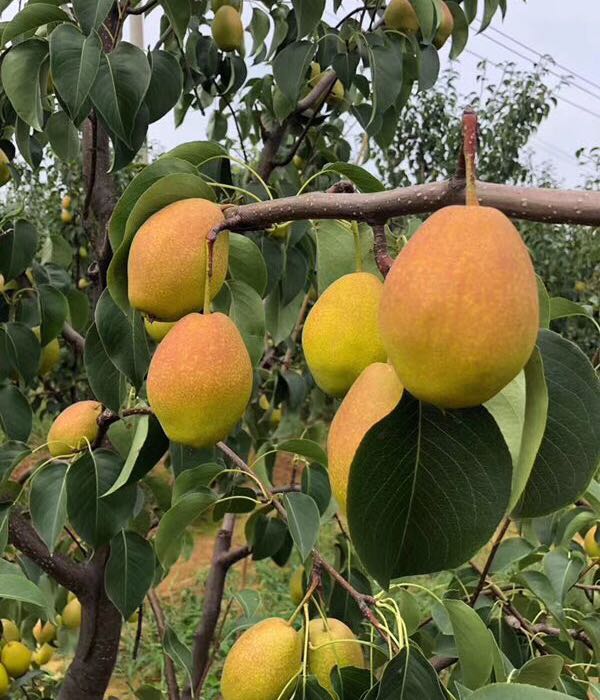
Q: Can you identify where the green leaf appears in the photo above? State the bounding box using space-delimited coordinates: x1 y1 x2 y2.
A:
326 162 385 193
265 287 304 346
418 43 440 91
301 463 331 516
107 172 213 311
172 463 223 504
160 0 190 42
513 656 563 690
518 571 567 634
84 323 127 412
369 35 404 119
45 111 80 161
0 574 52 616
49 25 102 123
479 0 500 32
29 463 68 553
67 449 138 548
448 2 469 58
2 3 68 46
105 530 155 619
95 289 150 390
331 667 371 698
273 40 316 104
15 116 44 168
228 233 268 296
38 284 69 345
377 644 445 699
276 439 327 466
410 0 436 39
0 322 40 384
468 684 574 699
549 297 599 330
145 49 183 123
485 371 525 468
0 219 38 281
155 489 217 568
543 549 583 604
221 280 265 366
90 42 151 147
0 383 32 441
0 441 31 482
514 331 600 518
444 599 493 689
249 7 269 57
282 492 320 561
347 393 512 587
163 625 193 689
1 38 48 130
72 0 113 34
292 0 325 38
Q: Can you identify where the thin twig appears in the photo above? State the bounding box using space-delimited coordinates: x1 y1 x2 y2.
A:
470 517 511 606
147 590 180 700
132 604 143 660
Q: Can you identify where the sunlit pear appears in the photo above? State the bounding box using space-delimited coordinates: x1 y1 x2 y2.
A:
0 621 19 643
258 393 271 411
128 198 229 321
433 1 454 49
308 618 364 697
289 567 305 606
32 327 60 376
328 363 403 515
60 208 73 224
212 6 244 53
32 620 56 645
212 0 242 9
1 642 32 678
62 598 82 629
584 525 600 559
384 0 420 34
380 206 538 408
0 664 9 696
147 313 253 448
31 643 54 667
144 317 177 343
221 618 302 700
0 149 11 187
47 400 103 457
309 61 322 86
326 79 345 108
61 194 72 209
302 272 387 397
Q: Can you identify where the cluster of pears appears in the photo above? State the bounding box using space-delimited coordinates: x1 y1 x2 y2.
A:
211 0 244 53
303 202 538 513
221 615 364 700
60 193 73 224
127 197 253 448
385 0 454 49
0 599 81 696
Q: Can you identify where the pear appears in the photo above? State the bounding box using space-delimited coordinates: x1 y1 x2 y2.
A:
0 642 32 678
61 208 73 224
128 198 229 322
328 363 403 515
0 149 11 187
47 401 103 457
62 598 82 629
144 317 177 343
221 618 302 700
147 313 253 448
61 194 72 209
584 525 600 559
0 620 19 643
308 617 364 697
380 206 538 408
302 272 387 397
384 0 420 34
433 2 454 49
0 664 9 696
326 79 345 108
32 327 60 376
212 6 244 53
31 643 54 667
32 620 56 645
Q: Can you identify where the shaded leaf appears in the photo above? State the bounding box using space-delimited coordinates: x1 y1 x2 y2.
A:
29 463 68 553
105 530 155 619
283 492 320 561
1 38 48 130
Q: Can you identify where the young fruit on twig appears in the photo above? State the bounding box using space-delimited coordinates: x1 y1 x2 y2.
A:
47 401 103 457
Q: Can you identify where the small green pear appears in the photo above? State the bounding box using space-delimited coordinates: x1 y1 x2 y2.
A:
221 618 302 700
308 617 364 697
212 5 244 52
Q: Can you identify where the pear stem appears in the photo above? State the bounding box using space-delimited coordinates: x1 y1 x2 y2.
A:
203 238 213 315
462 109 479 207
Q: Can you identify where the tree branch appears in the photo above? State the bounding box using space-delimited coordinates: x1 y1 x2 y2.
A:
470 517 511 606
62 322 85 353
372 224 393 276
148 590 180 700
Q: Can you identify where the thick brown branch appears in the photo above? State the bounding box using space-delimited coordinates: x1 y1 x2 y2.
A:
148 590 180 700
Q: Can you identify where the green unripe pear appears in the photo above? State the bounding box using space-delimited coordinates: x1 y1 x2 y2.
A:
47 400 103 457
584 525 600 559
289 567 305 605
433 1 454 49
221 618 302 700
302 272 387 397
212 6 244 52
147 313 253 448
144 317 177 343
308 618 364 697
384 0 420 34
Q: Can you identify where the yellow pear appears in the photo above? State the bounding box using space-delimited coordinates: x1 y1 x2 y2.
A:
0 150 11 187
433 1 454 49
328 363 403 515
0 621 19 643
1 642 32 678
62 598 82 629
290 567 305 605
144 317 177 343
147 313 253 448
47 400 103 457
302 272 387 397
128 198 229 321
31 643 54 667
308 618 364 697
384 0 420 33
61 194 72 209
326 80 345 107
32 620 56 645
32 327 60 376
380 206 538 408
221 618 302 700
584 525 600 559
0 664 9 696
212 6 244 52
61 208 73 224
